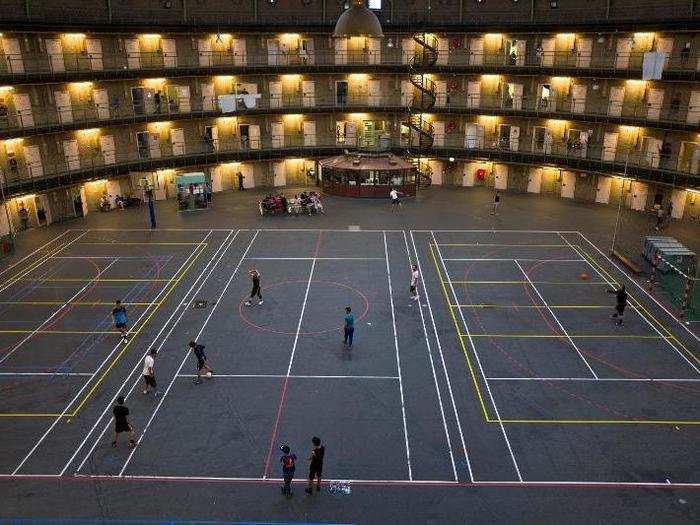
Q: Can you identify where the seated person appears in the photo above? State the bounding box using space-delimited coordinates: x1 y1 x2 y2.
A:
310 192 324 213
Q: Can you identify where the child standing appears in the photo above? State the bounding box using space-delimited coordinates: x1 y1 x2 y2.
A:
280 444 297 497
112 300 128 342
112 396 136 448
343 306 355 349
409 264 420 304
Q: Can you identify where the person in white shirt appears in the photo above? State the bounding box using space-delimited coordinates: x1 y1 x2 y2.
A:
389 188 401 211
142 348 158 395
409 265 420 303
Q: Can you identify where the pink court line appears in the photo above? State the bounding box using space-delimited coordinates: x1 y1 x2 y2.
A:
486 377 700 382
0 474 698 490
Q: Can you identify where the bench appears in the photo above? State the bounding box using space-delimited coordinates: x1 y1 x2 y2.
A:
610 249 642 275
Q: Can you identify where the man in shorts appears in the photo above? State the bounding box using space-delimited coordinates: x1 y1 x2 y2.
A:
142 348 158 395
409 264 420 304
607 284 627 325
112 395 136 448
188 341 213 384
389 187 401 211
245 268 263 306
112 300 128 342
280 444 297 498
305 436 325 494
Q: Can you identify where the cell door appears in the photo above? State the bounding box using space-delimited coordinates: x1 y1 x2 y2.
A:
436 37 449 65
367 37 381 65
630 182 648 211
608 86 624 116
176 86 191 113
643 137 662 168
509 125 520 151
85 39 103 70
302 81 315 107
561 171 576 199
136 131 150 158
336 81 348 106
125 39 141 69
402 38 415 64
571 84 587 113
595 176 612 204
303 121 316 147
513 39 526 66
248 125 261 149
54 91 73 124
201 82 215 111
465 124 484 149
271 122 284 148
2 38 24 74
233 39 247 66
161 39 177 68
540 38 555 66
494 165 508 190
367 80 380 106
687 91 700 124
335 38 347 65
93 88 110 119
198 39 212 67
616 37 633 69
602 132 619 162
511 83 523 110
400 80 412 106
469 38 483 66
345 122 357 147
267 40 280 66
656 37 674 68
434 80 447 107
432 121 445 147
576 38 592 68
45 39 65 72
149 132 161 158
467 81 480 108
12 93 34 127
269 81 283 109
646 88 664 121
273 161 286 187
100 135 116 165
23 145 43 178
170 128 185 156
63 139 80 171
131 87 146 115
527 169 542 193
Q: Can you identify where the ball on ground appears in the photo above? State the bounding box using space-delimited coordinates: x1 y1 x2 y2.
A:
580 272 590 280
206 371 213 378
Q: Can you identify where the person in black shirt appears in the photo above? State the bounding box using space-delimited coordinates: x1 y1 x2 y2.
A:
112 396 136 448
188 341 213 384
305 436 325 494
607 284 627 325
491 191 501 216
245 268 263 306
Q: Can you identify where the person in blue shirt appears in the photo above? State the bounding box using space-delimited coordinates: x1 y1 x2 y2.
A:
112 300 128 342
343 306 354 349
280 444 297 497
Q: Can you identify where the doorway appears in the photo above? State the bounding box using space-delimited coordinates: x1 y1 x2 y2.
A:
335 81 348 106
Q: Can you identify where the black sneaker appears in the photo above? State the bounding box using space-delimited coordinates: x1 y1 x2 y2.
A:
305 488 312 495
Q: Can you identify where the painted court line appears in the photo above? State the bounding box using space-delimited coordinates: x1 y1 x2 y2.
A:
486 376 700 382
0 372 93 377
383 231 413 481
0 230 71 278
443 258 586 262
445 280 608 285
246 257 384 261
403 231 461 483
514 260 598 379
430 231 523 482
67 230 239 476
450 304 611 309
177 374 399 380
462 334 663 339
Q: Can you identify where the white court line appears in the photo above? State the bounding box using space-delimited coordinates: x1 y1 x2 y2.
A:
560 233 700 376
0 372 93 377
117 231 259 477
487 377 700 382
176 374 399 380
246 257 383 260
431 231 523 482
66 230 238 476
11 231 214 476
0 257 120 367
51 256 171 260
576 231 700 345
0 230 90 295
412 230 579 234
0 230 72 278
383 232 413 481
402 231 459 482
513 260 599 379
443 258 586 262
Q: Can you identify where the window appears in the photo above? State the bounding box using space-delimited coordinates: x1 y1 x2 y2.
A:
369 0 381 9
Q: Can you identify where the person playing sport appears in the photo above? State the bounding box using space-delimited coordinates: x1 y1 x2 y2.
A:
188 341 213 384
607 284 627 325
280 444 297 498
245 268 263 306
343 306 355 349
389 187 402 211
305 436 325 495
112 300 128 342
142 348 158 395
491 191 501 216
112 396 136 448
409 264 420 304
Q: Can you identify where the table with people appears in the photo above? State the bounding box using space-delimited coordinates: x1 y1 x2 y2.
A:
259 191 324 216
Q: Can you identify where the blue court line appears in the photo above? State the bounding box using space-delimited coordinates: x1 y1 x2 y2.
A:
0 519 354 525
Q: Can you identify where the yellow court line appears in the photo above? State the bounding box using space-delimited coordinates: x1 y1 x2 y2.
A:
576 244 700 368
462 334 663 339
429 243 492 421
19 278 172 283
0 301 157 306
486 418 700 425
445 280 608 285
0 413 70 417
0 236 73 291
450 304 611 309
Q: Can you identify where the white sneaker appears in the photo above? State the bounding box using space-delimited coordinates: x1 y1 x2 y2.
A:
258 300 264 305
245 301 252 306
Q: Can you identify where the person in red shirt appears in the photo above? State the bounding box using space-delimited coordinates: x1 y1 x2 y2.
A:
280 444 297 498
305 436 325 494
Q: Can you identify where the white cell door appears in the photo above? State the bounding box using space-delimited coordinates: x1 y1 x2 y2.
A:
149 133 161 158
687 91 700 124
576 38 592 68
543 130 553 154
670 189 686 218
271 122 284 148
162 39 177 68
511 83 523 110
402 38 415 64
579 131 590 157
608 86 624 116
367 37 381 65
645 137 662 168
210 166 223 192
54 91 73 124
400 80 412 106
561 171 576 199
527 169 542 193
12 93 34 127
602 132 619 161
209 126 219 151
267 40 281 66
514 40 526 66
198 39 212 67
303 121 316 146
100 135 116 165
465 124 484 148
302 81 315 107
541 38 555 66
273 162 286 187
233 39 247 65
572 84 587 113
434 80 447 107
176 86 191 113
301 38 314 65
494 165 508 190
616 37 633 69
125 39 141 69
93 88 109 119
86 39 103 70
23 145 43 178
201 82 215 111
170 128 185 155
469 38 483 66
630 182 648 211
3 38 24 74
436 37 449 65
335 38 347 65
345 122 357 147
509 126 520 151
432 121 445 147
45 39 65 72
63 140 80 171
595 176 612 203
467 81 480 108
646 88 664 121
656 37 674 68
367 80 380 106
269 81 283 109
249 125 261 149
